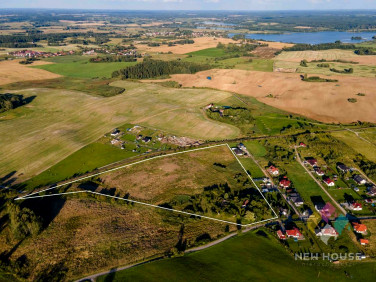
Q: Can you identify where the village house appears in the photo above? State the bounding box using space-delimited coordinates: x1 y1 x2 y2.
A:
306 158 318 167
290 193 304 207
315 223 339 237
350 202 363 211
323 177 335 187
142 136 152 143
279 177 291 189
360 239 369 246
367 186 376 196
353 222 368 234
277 230 286 240
267 165 279 176
286 227 304 240
353 175 367 185
315 203 326 212
232 147 245 156
111 128 120 136
314 167 325 176
337 163 350 173
299 142 307 147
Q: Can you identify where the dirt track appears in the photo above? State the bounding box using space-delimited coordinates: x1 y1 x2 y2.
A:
165 69 376 123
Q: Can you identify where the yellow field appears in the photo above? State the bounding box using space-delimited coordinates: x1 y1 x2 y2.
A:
162 69 376 124
0 81 239 182
135 37 235 54
0 60 61 85
275 49 360 62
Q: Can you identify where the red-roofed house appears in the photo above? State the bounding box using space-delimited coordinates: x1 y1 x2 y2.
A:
360 239 369 246
353 223 368 234
323 177 335 187
299 142 307 147
314 168 325 176
286 227 303 239
267 165 279 176
279 178 291 189
277 230 286 240
350 202 363 211
307 158 318 167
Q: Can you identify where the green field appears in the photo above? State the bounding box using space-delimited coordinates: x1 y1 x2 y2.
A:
33 57 137 78
238 158 265 179
0 81 240 182
331 130 376 163
22 142 138 189
186 48 227 57
97 230 376 282
242 140 267 157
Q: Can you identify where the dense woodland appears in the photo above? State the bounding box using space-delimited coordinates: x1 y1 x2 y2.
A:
112 59 211 79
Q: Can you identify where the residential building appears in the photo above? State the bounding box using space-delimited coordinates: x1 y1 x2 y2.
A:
277 230 286 240
315 223 338 237
323 177 335 187
337 163 350 173
267 165 279 176
353 175 367 185
353 223 368 234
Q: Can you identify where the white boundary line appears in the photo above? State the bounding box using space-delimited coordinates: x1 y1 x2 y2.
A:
15 143 278 227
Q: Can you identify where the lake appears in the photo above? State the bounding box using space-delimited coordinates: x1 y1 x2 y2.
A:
228 31 376 44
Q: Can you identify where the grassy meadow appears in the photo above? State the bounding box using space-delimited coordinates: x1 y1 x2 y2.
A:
0 195 237 281
97 230 376 282
331 130 376 163
33 55 137 78
0 81 240 183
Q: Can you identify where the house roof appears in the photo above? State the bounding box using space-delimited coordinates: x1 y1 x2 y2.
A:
307 158 317 165
353 223 367 232
360 239 369 244
277 230 286 238
286 227 301 237
280 179 291 187
268 165 279 172
324 178 334 184
321 224 338 236
352 202 362 209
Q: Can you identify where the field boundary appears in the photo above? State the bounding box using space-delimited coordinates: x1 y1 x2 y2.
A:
15 143 278 227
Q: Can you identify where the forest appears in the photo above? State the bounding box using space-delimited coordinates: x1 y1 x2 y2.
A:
112 59 211 79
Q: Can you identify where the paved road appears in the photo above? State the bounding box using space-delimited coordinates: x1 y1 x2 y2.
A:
294 147 347 215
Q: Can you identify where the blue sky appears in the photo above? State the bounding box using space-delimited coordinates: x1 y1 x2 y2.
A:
1 0 375 10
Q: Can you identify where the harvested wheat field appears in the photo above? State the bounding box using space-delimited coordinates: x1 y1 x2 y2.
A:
135 37 235 54
166 69 376 124
258 41 294 49
0 60 60 85
275 49 361 62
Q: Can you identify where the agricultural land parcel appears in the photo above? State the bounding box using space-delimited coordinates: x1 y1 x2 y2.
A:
0 81 240 182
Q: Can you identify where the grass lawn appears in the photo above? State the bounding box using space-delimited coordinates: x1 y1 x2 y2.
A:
282 161 338 212
96 230 376 282
238 158 265 179
22 142 138 189
186 47 227 57
33 59 137 78
242 140 267 157
331 131 376 163
0 81 239 182
235 58 274 72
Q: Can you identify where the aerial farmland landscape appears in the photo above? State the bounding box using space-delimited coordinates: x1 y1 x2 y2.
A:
1 1 376 281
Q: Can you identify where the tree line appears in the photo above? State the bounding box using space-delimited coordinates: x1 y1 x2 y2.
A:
89 55 138 63
281 42 356 52
112 59 211 79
